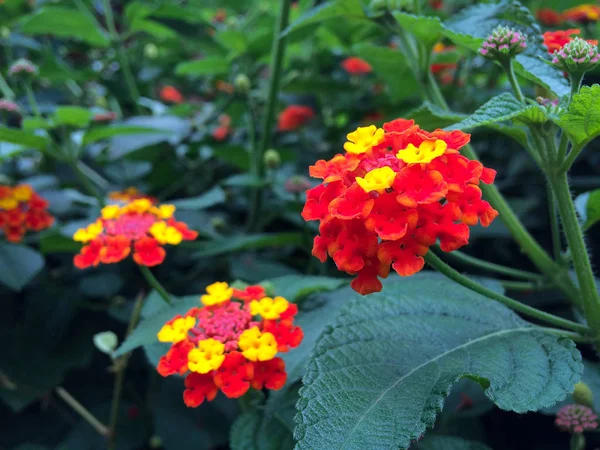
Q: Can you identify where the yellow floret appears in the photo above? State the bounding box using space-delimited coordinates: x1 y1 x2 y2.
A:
101 204 122 219
355 166 397 193
12 184 32 202
73 220 103 243
0 197 18 210
250 296 290 320
149 221 183 245
201 281 233 306
238 327 278 362
396 139 447 164
187 338 225 374
343 125 385 155
157 316 196 343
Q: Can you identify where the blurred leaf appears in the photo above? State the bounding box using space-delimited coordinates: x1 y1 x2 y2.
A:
282 76 353 95
192 233 304 258
93 331 118 355
353 43 419 101
170 186 226 210
221 173 269 187
0 244 44 292
53 106 93 128
415 436 491 450
406 102 466 129
19 7 110 47
38 229 82 255
0 126 50 151
283 0 367 37
130 19 179 40
175 57 230 76
575 189 600 230
231 256 300 283
266 275 347 303
83 125 164 145
79 273 124 298
215 30 248 57
294 274 582 450
393 12 444 50
559 84 600 146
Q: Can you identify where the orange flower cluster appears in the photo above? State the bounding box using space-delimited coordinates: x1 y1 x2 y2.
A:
73 198 197 269
302 119 498 295
537 5 600 25
160 86 183 104
0 184 54 242
108 187 157 204
156 282 303 407
278 105 315 131
341 57 372 75
543 29 598 53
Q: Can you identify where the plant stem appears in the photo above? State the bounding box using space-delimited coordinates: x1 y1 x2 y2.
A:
55 387 109 437
546 182 563 262
107 292 145 450
68 160 106 207
501 59 525 103
246 0 291 232
550 172 600 336
102 0 141 113
539 328 597 344
560 142 585 172
570 433 586 450
138 265 171 305
557 132 569 163
25 82 40 118
500 280 543 291
425 252 591 334
0 73 14 100
439 249 543 281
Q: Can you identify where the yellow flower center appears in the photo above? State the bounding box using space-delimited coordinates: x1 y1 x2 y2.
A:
157 316 196 343
238 327 278 362
343 125 385 155
149 221 183 245
250 296 289 320
201 281 233 306
187 338 226 374
396 139 447 164
355 166 397 193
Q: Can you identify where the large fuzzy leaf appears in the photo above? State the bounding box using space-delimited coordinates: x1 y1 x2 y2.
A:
559 84 600 147
294 274 582 450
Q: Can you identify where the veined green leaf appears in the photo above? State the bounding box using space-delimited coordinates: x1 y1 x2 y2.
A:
559 84 600 147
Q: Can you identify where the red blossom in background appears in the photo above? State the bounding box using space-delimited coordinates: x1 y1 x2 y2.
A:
537 8 563 26
562 4 600 23
160 86 184 104
543 29 598 53
0 184 54 242
212 114 232 141
341 57 372 75
278 105 315 131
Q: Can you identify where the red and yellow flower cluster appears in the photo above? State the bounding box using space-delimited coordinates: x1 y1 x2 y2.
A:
73 198 197 269
537 5 600 26
302 119 498 295
108 187 157 204
0 184 54 242
543 29 598 53
156 282 303 407
278 105 315 131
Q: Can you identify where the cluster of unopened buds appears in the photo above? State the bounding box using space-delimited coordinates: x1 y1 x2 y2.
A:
551 37 600 73
479 26 527 61
555 404 598 434
156 282 303 407
0 184 54 242
72 197 197 269
8 58 38 79
302 119 498 295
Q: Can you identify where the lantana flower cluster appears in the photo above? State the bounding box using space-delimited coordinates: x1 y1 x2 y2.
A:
555 404 598 434
543 29 597 53
156 282 303 407
73 198 197 269
302 119 498 295
0 184 54 242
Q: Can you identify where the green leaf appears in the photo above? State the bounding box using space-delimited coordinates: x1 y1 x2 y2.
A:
406 102 467 130
283 0 367 37
575 189 600 230
559 84 600 147
175 57 230 76
0 244 45 292
543 360 600 414
113 293 200 357
192 233 304 258
170 186 226 210
82 125 163 145
265 275 347 303
441 1 569 97
230 387 297 450
353 43 420 101
53 106 93 128
393 12 444 50
446 93 542 131
294 273 582 450
0 126 50 150
130 19 178 40
214 30 248 57
19 7 110 47
415 435 491 450
221 173 269 187
38 229 82 254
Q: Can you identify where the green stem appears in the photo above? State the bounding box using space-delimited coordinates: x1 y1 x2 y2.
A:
102 0 141 113
570 433 586 450
500 280 543 291
25 82 40 118
246 0 291 232
539 328 597 344
55 387 109 437
138 265 171 305
547 182 563 262
501 59 525 103
560 142 585 172
551 172 600 336
108 292 145 450
439 248 543 281
425 252 591 334
68 160 106 207
557 132 569 163
0 73 14 99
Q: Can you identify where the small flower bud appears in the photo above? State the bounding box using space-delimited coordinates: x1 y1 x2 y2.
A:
8 58 38 79
551 37 600 74
0 99 20 113
263 149 281 169
0 27 10 39
148 435 163 449
144 43 159 59
234 73 251 94
479 26 527 61
285 175 312 194
573 382 594 408
210 216 226 231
